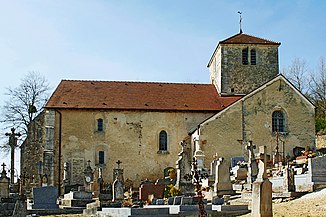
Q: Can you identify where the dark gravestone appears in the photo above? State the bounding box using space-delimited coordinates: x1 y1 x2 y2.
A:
32 186 59 209
212 196 224 205
181 196 193 205
168 197 174 205
173 196 182 205
156 199 165 205
231 157 245 168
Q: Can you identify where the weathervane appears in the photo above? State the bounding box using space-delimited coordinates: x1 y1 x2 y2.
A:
238 11 243 33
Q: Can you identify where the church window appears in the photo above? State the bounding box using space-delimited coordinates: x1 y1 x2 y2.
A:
272 111 285 133
159 130 168 151
97 118 103 131
242 48 248 65
99 151 105 164
250 49 256 65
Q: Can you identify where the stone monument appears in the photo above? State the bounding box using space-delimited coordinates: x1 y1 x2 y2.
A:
246 141 258 187
0 163 10 199
213 158 234 196
112 160 124 202
175 138 193 194
252 145 272 217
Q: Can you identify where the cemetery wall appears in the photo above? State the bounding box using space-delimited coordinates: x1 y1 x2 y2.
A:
51 109 214 186
199 76 315 166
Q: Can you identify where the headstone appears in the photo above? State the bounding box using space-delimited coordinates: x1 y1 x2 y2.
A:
112 160 124 202
213 158 234 196
83 160 94 191
0 163 10 199
32 186 59 209
168 197 174 205
231 156 245 168
193 136 205 170
139 183 165 201
173 196 182 205
251 146 272 217
71 158 85 185
61 189 94 208
175 139 194 194
247 141 258 185
212 196 224 205
181 196 193 205
156 198 165 205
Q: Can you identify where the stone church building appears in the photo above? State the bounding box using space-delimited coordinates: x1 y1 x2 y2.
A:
21 33 315 192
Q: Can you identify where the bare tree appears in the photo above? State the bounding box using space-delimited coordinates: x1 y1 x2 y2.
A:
282 57 310 94
310 57 326 120
0 72 50 150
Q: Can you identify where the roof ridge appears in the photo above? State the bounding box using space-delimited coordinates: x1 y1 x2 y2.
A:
219 32 280 45
61 79 211 86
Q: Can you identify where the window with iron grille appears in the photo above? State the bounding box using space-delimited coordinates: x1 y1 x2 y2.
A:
272 111 285 132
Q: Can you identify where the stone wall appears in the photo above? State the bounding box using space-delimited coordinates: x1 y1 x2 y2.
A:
209 44 279 95
47 109 214 187
316 135 326 149
198 76 315 166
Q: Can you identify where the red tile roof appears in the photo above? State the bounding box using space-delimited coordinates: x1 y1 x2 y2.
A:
219 33 281 45
45 80 241 112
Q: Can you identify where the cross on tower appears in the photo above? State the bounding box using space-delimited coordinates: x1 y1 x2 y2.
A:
238 11 243 33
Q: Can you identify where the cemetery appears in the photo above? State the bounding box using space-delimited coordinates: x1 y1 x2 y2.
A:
1 135 326 217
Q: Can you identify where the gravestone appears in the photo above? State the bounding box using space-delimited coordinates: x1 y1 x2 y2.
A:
175 138 193 194
112 160 124 202
214 158 234 196
61 188 93 208
32 186 59 209
71 158 85 185
139 183 165 201
247 141 258 185
0 163 10 199
252 146 272 217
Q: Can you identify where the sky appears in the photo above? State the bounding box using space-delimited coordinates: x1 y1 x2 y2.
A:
0 0 325 176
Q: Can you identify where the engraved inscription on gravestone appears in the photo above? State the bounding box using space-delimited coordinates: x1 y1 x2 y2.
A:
71 158 84 185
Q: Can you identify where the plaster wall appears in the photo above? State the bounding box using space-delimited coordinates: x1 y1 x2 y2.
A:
199 77 315 167
50 110 214 186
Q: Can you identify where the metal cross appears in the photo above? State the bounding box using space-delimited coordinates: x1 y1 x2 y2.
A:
116 160 122 169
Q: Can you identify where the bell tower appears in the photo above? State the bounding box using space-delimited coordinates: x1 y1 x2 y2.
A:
208 33 281 95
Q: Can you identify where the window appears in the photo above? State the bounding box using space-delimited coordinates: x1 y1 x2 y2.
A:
272 111 285 133
250 49 256 65
97 118 103 131
242 48 248 65
99 151 105 164
159 130 168 151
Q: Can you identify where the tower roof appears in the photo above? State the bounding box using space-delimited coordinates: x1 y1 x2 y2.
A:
208 33 281 67
219 33 281 45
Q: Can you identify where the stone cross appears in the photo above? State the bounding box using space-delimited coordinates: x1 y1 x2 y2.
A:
116 160 122 169
1 163 5 172
256 146 267 182
5 128 21 184
1 163 7 178
246 141 258 184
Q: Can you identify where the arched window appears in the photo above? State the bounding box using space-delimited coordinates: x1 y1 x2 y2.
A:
99 151 105 164
250 49 256 65
272 111 285 133
159 130 168 151
97 118 103 131
242 48 248 65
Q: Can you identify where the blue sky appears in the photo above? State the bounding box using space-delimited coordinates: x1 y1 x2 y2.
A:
0 0 325 172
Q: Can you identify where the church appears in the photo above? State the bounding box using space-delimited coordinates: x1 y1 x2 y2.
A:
21 32 315 192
